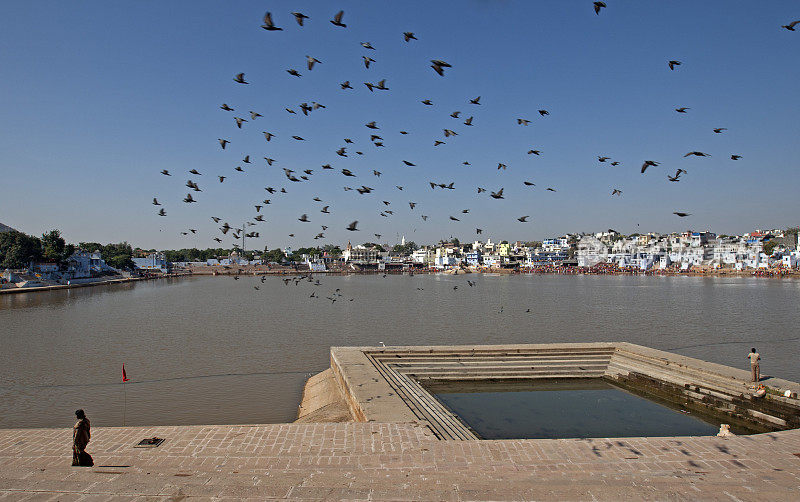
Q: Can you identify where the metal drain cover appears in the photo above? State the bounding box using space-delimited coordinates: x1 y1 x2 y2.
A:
134 437 164 448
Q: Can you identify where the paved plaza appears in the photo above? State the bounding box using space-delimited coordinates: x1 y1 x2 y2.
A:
1 422 798 500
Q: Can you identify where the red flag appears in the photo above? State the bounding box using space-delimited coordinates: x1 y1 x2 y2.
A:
122 364 129 382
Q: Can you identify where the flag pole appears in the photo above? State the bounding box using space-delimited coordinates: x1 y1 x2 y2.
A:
122 363 129 427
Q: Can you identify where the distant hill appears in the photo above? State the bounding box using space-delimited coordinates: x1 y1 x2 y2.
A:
0 222 17 233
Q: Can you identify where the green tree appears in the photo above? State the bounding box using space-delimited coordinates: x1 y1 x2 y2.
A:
41 229 66 263
450 238 460 247
0 231 42 268
263 248 286 263
763 240 778 256
392 241 418 255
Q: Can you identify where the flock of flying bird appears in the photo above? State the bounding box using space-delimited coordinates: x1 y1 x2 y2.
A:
151 4 799 251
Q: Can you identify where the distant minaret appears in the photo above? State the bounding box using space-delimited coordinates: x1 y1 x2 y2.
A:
401 235 406 245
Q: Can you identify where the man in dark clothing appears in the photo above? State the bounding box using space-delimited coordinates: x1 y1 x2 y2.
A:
72 409 92 466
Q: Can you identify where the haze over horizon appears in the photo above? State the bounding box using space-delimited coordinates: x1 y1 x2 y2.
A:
2 1 799 250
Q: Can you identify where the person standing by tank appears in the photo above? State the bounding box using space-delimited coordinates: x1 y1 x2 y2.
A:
72 409 93 466
747 348 761 383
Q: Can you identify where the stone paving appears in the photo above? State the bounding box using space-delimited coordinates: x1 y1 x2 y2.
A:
1 423 799 500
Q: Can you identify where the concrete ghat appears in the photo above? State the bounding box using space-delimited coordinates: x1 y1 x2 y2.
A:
1 423 799 500
330 343 800 440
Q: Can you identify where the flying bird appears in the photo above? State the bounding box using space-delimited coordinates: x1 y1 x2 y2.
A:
361 42 375 50
476 228 483 234
158 208 166 216
340 81 353 89
233 73 248 84
611 189 622 196
306 56 322 70
731 155 742 160
220 104 233 111
363 56 375 68
298 214 310 222
782 20 800 31
218 139 230 149
684 151 710 157
668 60 681 70
261 12 282 31
675 107 690 113
218 176 226 182
330 10 346 28
593 2 606 15
421 99 433 105
490 188 505 199
470 96 481 105
517 216 530 222
346 221 359 231
463 116 473 126
538 109 549 116
287 69 301 77
403 32 417 41
152 198 160 205
292 12 309 26
713 128 727 133
517 118 530 126
673 212 691 217
527 150 541 155
234 117 247 128
430 59 451 76
160 170 171 176
641 160 659 173
449 216 460 221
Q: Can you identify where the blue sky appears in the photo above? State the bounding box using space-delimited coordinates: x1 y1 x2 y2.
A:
1 1 799 250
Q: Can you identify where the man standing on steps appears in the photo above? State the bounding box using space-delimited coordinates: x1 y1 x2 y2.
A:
747 348 761 383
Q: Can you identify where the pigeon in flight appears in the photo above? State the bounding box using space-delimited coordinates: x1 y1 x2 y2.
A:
640 160 659 173
668 60 681 70
218 139 230 149
430 59 451 76
160 170 171 176
220 104 234 111
490 188 505 199
306 56 322 70
713 128 727 133
470 96 481 105
782 20 800 31
152 198 160 205
673 212 691 217
233 73 248 84
261 12 282 31
287 69 302 77
463 116 473 126
341 81 353 89
476 228 483 234
403 32 417 42
684 151 710 157
611 189 622 196
330 10 346 28
298 214 310 222
292 12 309 26
538 109 549 116
346 221 359 231
675 107 690 113
517 118 530 126
361 42 376 50
593 2 606 15
517 216 530 222
731 155 742 160
158 208 166 216
363 56 375 68
527 150 541 155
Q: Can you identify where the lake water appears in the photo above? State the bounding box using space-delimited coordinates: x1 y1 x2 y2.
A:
1 274 799 429
430 379 750 439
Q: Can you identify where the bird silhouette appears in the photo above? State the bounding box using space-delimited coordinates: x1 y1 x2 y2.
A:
430 59 451 76
593 2 606 15
673 212 691 217
641 160 659 173
330 10 346 28
675 107 690 113
668 60 681 70
261 12 282 31
517 216 530 222
233 73 248 84
782 20 800 31
292 12 309 26
403 32 417 41
346 221 359 231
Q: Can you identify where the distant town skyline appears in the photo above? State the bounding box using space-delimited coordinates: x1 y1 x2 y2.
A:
2 1 799 249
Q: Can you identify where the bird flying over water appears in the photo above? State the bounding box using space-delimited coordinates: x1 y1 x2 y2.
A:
593 2 606 15
641 160 659 173
330 10 346 28
261 12 282 31
292 12 309 26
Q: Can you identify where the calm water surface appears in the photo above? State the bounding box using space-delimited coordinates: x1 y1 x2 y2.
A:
1 274 799 428
433 380 733 439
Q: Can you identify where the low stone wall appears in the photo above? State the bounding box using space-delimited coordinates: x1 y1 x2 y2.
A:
327 343 800 440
